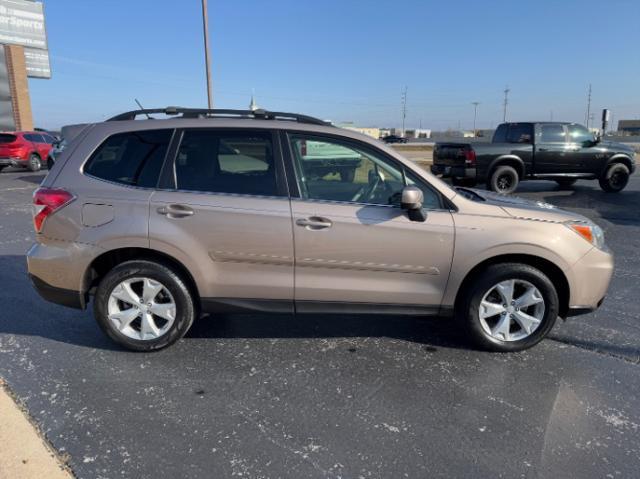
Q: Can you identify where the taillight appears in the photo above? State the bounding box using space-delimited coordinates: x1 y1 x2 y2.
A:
300 140 307 156
33 187 74 233
464 149 476 165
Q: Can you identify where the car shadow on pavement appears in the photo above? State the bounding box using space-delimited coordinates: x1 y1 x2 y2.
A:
16 174 47 185
187 312 471 352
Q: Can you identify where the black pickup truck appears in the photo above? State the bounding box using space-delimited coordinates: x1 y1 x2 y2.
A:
431 122 636 194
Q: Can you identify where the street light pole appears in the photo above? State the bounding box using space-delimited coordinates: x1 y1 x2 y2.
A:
472 102 480 137
201 0 214 108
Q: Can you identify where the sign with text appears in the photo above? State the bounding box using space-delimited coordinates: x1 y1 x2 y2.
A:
0 0 50 78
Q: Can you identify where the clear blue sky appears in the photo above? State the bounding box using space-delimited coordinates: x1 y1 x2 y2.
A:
31 0 640 130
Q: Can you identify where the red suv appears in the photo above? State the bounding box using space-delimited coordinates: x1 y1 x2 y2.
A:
0 131 57 172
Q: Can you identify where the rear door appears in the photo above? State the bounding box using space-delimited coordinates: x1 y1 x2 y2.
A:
283 132 454 312
148 128 295 309
534 123 569 174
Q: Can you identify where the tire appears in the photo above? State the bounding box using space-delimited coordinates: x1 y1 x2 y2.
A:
27 153 42 172
0 166 5 173
599 163 630 193
488 165 519 194
339 167 356 183
451 177 477 188
93 260 196 351
555 178 577 188
47 158 54 170
457 263 559 352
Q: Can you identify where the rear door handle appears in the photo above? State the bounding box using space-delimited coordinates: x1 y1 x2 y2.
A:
157 204 194 219
296 216 333 230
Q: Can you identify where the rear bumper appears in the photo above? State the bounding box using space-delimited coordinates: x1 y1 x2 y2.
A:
431 164 476 179
0 157 25 167
29 273 85 309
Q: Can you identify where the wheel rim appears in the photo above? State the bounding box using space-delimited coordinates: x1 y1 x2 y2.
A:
107 277 176 341
30 155 41 169
478 279 545 342
496 174 513 191
610 170 627 189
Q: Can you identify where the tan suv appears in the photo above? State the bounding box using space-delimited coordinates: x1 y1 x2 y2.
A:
27 108 613 352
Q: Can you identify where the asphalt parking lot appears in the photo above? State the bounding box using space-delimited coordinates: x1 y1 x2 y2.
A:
1 166 639 478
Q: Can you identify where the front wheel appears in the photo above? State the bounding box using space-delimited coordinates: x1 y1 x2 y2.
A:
599 163 630 192
458 263 559 352
488 165 519 194
94 260 196 351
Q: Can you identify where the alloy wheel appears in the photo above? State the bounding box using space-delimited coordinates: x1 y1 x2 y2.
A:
107 277 176 341
478 279 545 342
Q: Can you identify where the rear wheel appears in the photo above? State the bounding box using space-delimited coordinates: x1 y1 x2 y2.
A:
94 260 196 351
555 178 577 188
488 165 519 194
458 263 559 352
451 177 477 187
27 153 42 172
599 163 630 193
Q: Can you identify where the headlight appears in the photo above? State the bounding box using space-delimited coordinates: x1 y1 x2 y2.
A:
566 221 606 250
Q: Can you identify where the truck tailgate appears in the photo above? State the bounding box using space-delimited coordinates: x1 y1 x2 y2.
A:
433 143 474 166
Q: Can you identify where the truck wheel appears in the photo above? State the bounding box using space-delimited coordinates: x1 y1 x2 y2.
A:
28 153 42 172
555 178 577 188
488 165 519 194
339 167 356 182
599 163 630 193
457 263 559 352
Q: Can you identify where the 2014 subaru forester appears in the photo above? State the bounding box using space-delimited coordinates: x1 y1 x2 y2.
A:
27 107 613 352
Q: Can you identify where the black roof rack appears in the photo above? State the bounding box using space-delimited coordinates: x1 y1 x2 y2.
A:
107 107 331 126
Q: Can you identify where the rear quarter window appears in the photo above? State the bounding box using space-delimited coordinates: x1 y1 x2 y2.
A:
84 129 172 188
0 134 16 143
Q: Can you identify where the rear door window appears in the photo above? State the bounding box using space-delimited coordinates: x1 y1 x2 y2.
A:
506 124 533 144
174 129 279 196
84 129 173 188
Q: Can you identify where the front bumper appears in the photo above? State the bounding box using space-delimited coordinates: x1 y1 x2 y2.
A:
567 246 614 313
431 164 476 179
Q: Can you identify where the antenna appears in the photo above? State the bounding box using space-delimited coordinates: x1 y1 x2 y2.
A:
134 99 152 119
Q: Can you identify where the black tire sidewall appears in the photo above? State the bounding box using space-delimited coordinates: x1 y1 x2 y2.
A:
599 163 629 192
555 178 577 187
94 260 195 351
489 165 518 194
461 263 559 352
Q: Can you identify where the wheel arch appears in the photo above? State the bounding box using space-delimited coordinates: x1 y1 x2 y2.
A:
453 253 570 318
83 247 200 303
600 154 634 177
487 156 525 180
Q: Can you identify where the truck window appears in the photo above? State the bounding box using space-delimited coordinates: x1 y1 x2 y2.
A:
567 124 593 144
493 124 507 142
539 124 566 143
506 124 533 144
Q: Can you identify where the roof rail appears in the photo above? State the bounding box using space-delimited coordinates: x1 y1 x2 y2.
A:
106 107 331 126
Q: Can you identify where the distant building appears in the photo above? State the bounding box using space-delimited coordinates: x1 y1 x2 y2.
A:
340 124 380 139
618 120 640 135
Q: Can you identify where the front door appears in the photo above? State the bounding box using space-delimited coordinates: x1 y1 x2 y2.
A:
565 123 604 174
284 132 455 312
534 123 570 174
149 128 294 308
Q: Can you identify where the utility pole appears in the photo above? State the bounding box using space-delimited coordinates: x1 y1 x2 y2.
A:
502 86 510 122
401 86 407 137
471 101 480 137
585 84 592 128
201 0 214 108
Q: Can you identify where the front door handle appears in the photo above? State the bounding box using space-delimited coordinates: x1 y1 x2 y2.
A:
157 204 194 219
296 216 333 230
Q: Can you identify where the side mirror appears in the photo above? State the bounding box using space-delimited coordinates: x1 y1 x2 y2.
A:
401 186 427 222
